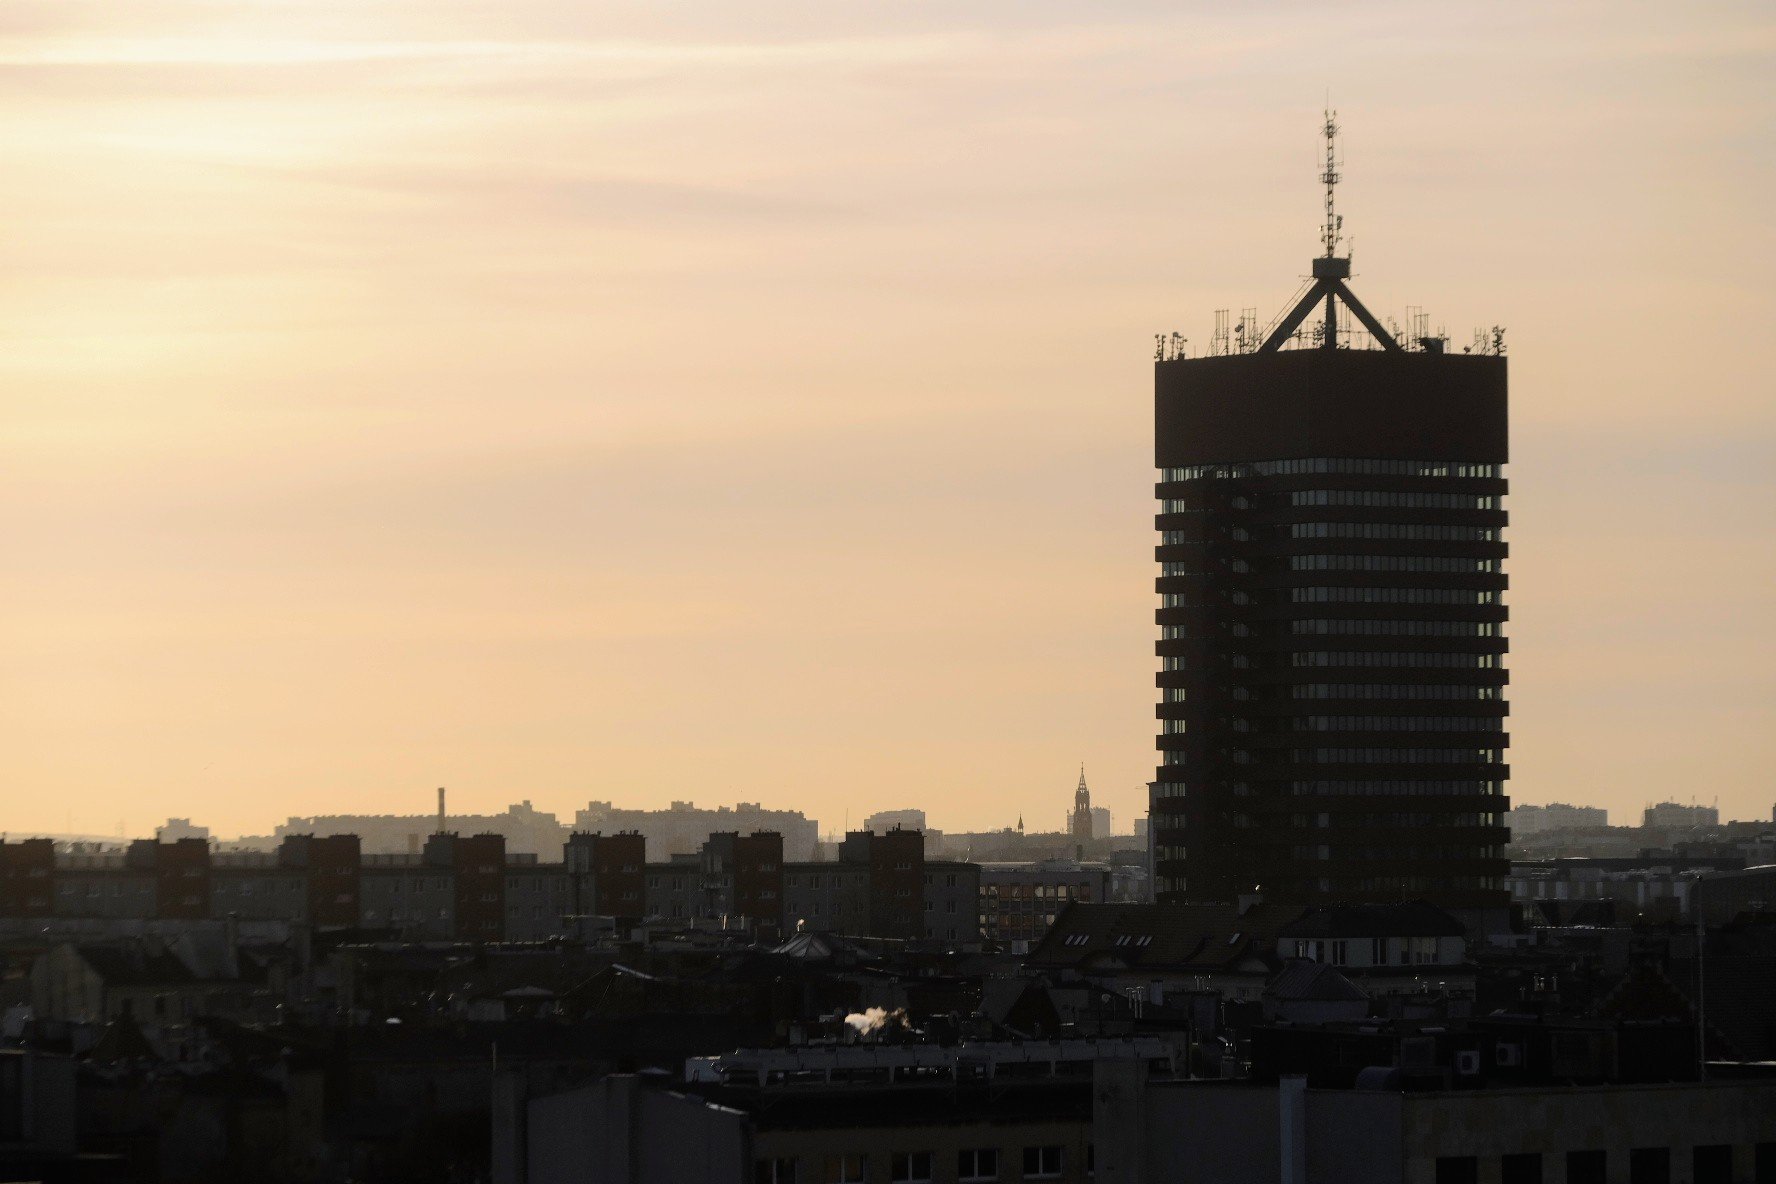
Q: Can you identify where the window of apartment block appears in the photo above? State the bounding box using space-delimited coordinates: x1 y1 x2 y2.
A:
1566 1150 1606 1184
1629 1148 1670 1184
754 1158 797 1184
823 1154 866 1184
890 1151 933 1183
1756 1144 1776 1184
1023 1146 1063 1179
1435 1157 1478 1184
1500 1152 1542 1184
958 1148 998 1181
1692 1145 1731 1184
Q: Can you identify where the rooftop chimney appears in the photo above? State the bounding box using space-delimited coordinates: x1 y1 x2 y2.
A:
437 787 447 836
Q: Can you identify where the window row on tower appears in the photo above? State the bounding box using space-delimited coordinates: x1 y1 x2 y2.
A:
1162 652 1503 670
1163 685 1506 702
1164 557 1504 576
1163 620 1501 641
1162 589 1504 608
1163 747 1505 765
1152 779 1504 798
1160 459 1501 481
1161 490 1500 513
1163 524 1501 544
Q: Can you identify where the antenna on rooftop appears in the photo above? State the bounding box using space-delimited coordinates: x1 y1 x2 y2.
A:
1320 107 1343 259
1254 111 1399 353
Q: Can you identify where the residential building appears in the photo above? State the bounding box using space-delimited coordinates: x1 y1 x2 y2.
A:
863 809 927 834
923 861 981 944
1505 802 1608 835
1643 802 1720 830
1093 1071 1776 1184
4 828 981 944
836 829 926 940
518 1038 1183 1184
575 800 819 861
1273 901 1471 996
980 861 1110 946
277 798 568 856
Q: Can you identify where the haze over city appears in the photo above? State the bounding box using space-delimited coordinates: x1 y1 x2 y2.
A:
5 1 1773 838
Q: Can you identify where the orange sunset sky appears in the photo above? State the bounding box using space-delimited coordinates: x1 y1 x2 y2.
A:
3 2 1774 838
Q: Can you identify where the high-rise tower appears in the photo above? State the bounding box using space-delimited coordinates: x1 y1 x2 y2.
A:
1150 114 1510 914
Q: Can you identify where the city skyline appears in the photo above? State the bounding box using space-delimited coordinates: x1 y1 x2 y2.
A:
5 2 1775 837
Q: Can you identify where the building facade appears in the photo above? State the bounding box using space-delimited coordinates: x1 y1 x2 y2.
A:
1643 802 1720 830
1150 143 1510 912
1505 803 1609 836
7 829 980 945
980 860 1110 946
574 800 819 862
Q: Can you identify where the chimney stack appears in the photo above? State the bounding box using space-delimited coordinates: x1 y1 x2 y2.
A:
437 787 447 836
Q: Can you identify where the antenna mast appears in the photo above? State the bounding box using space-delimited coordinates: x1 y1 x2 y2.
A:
1255 110 1400 353
1321 108 1343 259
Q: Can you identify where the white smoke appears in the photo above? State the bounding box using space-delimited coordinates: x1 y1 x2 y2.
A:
843 1007 906 1036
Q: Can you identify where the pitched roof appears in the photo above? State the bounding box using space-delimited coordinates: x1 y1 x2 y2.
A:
75 942 199 986
1265 959 1368 1003
1277 901 1464 940
1025 902 1302 973
768 932 877 963
87 1013 160 1063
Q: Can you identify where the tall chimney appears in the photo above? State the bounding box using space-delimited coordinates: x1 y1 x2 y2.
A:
437 787 447 835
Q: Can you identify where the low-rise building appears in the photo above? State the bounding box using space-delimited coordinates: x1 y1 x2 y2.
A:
1505 802 1608 835
1275 902 1471 997
5 828 982 945
1095 1071 1776 1184
518 1038 1183 1184
1025 901 1300 1001
980 860 1111 945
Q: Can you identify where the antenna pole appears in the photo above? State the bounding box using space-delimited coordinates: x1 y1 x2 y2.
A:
1321 108 1341 259
1254 110 1401 354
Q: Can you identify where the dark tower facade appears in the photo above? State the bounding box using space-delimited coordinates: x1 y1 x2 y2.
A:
1150 115 1510 913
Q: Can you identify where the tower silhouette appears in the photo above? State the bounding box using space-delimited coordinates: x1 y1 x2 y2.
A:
1071 766 1093 840
1149 114 1510 917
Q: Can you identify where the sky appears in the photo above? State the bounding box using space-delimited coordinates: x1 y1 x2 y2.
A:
2 1 1774 839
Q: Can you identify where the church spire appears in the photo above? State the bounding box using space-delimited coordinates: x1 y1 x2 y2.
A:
1071 765 1093 840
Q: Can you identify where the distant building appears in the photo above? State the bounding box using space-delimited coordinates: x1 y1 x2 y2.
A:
5 824 980 945
1505 855 1744 920
1070 769 1094 842
31 932 281 1026
576 800 819 862
1643 802 1719 830
155 818 210 842
1090 807 1113 839
277 799 566 856
862 808 926 833
1506 802 1608 835
979 859 1110 945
